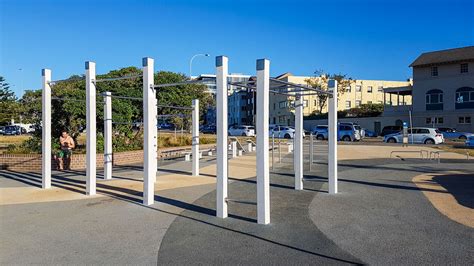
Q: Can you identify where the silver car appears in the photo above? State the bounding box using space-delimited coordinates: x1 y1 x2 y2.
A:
383 127 444 144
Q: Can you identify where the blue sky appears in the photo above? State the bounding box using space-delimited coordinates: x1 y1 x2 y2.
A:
1 0 473 96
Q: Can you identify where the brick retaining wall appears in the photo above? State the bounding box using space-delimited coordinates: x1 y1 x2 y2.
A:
0 144 215 172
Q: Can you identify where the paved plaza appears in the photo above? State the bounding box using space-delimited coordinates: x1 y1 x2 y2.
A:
1 144 473 265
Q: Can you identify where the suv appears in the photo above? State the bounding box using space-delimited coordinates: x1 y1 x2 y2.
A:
200 125 216 134
340 122 364 138
437 127 473 140
312 125 328 140
4 125 21 135
309 124 361 141
383 127 444 144
228 125 255 136
381 126 402 136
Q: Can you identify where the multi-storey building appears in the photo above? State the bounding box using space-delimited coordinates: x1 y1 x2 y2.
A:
409 46 474 132
269 73 412 126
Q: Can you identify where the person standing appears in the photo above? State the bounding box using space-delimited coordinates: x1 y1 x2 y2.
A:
57 130 75 170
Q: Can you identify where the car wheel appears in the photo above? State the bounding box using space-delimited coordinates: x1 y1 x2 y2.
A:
459 135 467 140
284 133 291 139
316 134 324 140
387 138 396 143
424 139 435 145
342 135 351 142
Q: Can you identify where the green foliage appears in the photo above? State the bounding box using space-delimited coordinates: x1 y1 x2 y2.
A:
304 103 384 120
0 76 20 125
6 68 214 154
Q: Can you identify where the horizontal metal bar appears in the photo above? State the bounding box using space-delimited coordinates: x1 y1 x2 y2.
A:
157 105 193 110
51 97 85 102
111 122 142 125
153 80 209 88
94 75 142 83
269 78 331 95
101 93 142 101
48 78 84 85
157 114 188 118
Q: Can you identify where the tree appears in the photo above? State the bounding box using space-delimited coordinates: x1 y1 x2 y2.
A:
305 71 355 114
0 76 20 125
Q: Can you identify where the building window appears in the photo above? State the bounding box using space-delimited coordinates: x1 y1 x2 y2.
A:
273 103 276 110
378 86 383 92
345 86 351 92
459 116 472 124
431 66 438 77
367 86 373 93
355 100 361 107
278 116 286 123
314 99 317 106
426 117 443 125
425 89 443 110
455 87 474 109
460 63 468 73
345 101 351 109
356 85 362 92
279 101 287 109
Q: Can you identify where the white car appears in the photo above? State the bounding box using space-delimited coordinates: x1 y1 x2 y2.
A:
269 125 305 139
228 125 255 136
383 127 444 144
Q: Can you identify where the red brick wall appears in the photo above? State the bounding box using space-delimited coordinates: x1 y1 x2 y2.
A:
0 144 215 172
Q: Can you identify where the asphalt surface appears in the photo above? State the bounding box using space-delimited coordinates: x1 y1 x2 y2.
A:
1 147 473 265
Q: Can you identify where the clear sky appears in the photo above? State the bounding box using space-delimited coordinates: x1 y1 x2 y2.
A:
1 0 473 96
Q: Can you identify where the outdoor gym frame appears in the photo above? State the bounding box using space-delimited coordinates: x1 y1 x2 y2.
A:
41 58 201 205
41 55 338 226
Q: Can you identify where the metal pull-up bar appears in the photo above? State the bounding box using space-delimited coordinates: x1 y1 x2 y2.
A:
94 75 142 83
152 79 210 88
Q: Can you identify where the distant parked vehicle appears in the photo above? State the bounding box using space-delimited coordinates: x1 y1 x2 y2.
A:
4 125 22 135
228 125 255 136
364 129 377 137
437 127 473 140
310 124 361 141
158 123 174 130
383 127 444 144
0 126 5 135
465 136 474 147
381 126 402 136
200 125 216 134
269 125 305 139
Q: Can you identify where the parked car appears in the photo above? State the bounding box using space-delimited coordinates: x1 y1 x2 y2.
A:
465 136 474 147
383 127 444 144
200 125 216 134
4 125 22 135
228 125 255 136
310 124 361 141
437 127 473 140
364 129 377 137
0 126 5 135
269 125 305 139
381 125 402 136
340 122 365 138
158 123 174 130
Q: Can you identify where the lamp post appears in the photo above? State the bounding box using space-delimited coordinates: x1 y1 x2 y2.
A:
189 53 210 79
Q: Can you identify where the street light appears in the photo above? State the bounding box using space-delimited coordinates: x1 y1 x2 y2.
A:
189 53 210 79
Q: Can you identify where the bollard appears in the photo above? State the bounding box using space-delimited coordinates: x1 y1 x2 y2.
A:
247 142 252 152
238 150 243 156
232 141 237 158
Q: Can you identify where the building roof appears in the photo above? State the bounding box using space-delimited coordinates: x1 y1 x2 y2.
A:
409 46 474 67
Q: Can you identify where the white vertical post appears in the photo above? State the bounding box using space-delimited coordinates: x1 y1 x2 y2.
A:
328 79 338 194
85 62 96 195
216 56 228 218
143 57 155 205
41 69 51 189
192 99 199 176
231 141 237 158
104 91 112 180
294 95 304 190
256 58 270 224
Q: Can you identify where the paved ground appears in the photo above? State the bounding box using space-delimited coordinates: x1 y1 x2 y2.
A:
1 144 473 265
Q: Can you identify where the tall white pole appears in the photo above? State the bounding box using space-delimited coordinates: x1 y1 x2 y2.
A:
216 56 228 218
104 91 112 180
192 99 200 176
143 57 155 205
85 62 97 195
328 79 338 194
294 94 304 190
41 69 51 189
256 58 270 224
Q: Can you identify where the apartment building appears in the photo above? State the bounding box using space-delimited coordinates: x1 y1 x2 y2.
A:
269 73 412 126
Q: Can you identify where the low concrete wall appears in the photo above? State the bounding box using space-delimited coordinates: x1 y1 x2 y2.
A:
0 144 216 172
